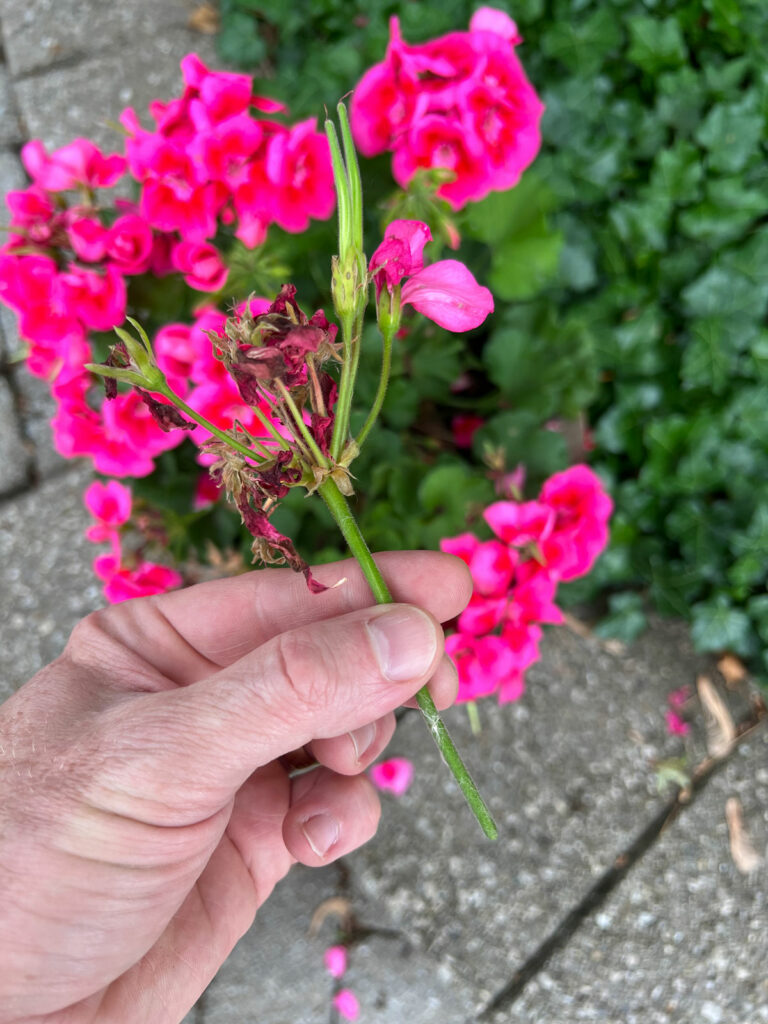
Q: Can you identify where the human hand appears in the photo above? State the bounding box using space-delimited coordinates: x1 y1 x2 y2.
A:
0 550 470 1024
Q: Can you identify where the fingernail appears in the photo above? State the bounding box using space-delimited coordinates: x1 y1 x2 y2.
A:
366 607 438 682
301 813 340 857
349 722 377 761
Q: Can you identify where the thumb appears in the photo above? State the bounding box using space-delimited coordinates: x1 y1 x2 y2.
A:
95 604 442 823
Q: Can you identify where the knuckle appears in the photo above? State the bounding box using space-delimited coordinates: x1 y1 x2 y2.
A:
269 628 339 713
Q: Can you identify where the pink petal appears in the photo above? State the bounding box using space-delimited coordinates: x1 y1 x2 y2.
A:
470 7 523 44
665 710 690 737
370 757 413 796
332 989 360 1021
324 945 347 979
401 259 493 331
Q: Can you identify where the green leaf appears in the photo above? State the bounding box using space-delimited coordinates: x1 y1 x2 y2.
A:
691 596 757 656
541 8 623 75
695 94 765 174
464 172 557 245
594 591 647 643
627 16 688 75
649 141 703 204
680 317 748 394
488 219 563 300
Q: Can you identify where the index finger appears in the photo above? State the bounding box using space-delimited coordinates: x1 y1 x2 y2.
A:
94 551 471 682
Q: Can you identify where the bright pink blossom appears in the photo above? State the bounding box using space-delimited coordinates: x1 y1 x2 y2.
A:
21 138 126 192
99 561 183 604
370 757 414 796
351 12 543 209
172 240 228 292
667 685 691 710
665 711 691 737
323 945 347 979
400 259 494 331
332 989 360 1022
84 479 133 523
67 215 108 262
60 263 126 331
264 120 335 233
105 214 154 274
369 220 493 332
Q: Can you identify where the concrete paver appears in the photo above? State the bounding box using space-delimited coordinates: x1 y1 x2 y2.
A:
0 373 30 494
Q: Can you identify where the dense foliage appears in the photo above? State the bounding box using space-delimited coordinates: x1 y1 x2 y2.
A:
218 0 768 673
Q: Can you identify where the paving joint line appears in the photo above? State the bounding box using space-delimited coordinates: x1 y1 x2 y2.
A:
479 706 767 1020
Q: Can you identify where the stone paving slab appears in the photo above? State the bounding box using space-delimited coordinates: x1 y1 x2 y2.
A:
11 28 218 154
341 622 749 1013
0 373 30 494
512 727 768 1024
11 366 67 476
189 621 759 1021
0 0 212 79
0 464 100 698
0 61 22 144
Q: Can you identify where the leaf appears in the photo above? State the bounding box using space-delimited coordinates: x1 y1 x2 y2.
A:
627 16 688 75
488 217 563 301
649 141 703 204
691 598 756 657
725 798 763 874
695 94 765 175
680 318 747 394
541 8 623 75
594 591 647 643
464 172 557 245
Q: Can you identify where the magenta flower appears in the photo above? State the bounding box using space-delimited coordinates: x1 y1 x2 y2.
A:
84 480 132 543
369 219 493 331
104 214 154 275
370 757 414 796
332 989 360 1022
665 710 691 737
323 945 347 979
21 138 126 192
171 240 228 292
99 561 183 604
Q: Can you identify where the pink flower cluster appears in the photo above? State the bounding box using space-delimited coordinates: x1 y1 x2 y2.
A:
120 53 334 249
442 465 612 703
351 7 543 209
0 54 335 480
84 480 182 603
665 686 692 736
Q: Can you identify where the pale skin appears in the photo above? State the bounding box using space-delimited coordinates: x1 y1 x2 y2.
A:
0 550 471 1024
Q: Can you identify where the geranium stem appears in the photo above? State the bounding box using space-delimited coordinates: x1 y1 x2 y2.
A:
318 477 498 840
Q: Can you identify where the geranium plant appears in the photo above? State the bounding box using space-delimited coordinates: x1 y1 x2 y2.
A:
0 9 614 835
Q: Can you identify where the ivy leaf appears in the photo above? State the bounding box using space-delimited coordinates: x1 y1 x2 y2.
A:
695 94 764 175
594 591 647 643
627 16 688 75
691 596 757 657
488 219 563 300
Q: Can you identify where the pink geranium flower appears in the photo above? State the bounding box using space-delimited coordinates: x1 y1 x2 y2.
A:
84 480 132 542
172 240 228 292
105 214 154 274
100 561 183 604
369 219 493 331
21 138 126 192
370 757 414 796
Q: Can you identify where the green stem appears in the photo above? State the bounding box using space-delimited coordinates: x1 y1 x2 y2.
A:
337 102 363 256
157 384 268 464
330 315 357 463
324 120 351 256
318 477 498 840
274 380 329 467
356 324 394 450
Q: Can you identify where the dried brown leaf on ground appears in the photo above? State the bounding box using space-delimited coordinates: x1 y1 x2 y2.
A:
725 797 763 874
697 674 736 759
188 3 219 33
308 897 353 936
717 653 748 688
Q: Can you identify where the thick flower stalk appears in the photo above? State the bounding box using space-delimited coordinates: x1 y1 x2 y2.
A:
88 103 499 839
